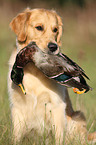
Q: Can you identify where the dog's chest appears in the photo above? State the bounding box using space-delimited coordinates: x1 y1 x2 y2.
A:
23 63 66 101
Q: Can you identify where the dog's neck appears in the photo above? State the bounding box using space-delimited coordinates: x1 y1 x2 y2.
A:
16 37 28 52
16 37 20 52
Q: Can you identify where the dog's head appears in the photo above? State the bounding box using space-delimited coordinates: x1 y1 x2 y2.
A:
10 8 63 54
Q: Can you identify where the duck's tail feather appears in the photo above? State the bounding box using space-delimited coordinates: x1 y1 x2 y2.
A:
59 53 90 80
62 77 91 93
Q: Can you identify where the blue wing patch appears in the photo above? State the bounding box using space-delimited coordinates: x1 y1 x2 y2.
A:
54 74 70 82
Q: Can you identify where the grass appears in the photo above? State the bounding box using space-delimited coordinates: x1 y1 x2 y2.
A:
0 2 96 144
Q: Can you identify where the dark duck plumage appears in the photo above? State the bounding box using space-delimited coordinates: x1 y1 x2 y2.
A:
11 42 91 95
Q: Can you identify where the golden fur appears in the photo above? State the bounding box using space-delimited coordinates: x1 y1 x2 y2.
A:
8 8 96 144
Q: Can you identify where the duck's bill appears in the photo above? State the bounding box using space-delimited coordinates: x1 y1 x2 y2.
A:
73 88 86 94
18 83 26 95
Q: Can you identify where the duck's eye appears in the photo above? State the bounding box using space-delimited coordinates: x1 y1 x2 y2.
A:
53 27 58 33
35 26 43 31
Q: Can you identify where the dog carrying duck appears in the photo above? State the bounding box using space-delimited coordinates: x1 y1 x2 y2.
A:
11 42 92 95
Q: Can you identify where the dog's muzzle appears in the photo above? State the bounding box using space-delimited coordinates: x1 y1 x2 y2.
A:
48 42 59 54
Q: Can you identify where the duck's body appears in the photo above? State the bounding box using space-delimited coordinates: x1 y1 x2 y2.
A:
11 42 91 94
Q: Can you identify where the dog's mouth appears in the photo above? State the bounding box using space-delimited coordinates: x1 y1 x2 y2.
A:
29 41 60 55
49 47 60 55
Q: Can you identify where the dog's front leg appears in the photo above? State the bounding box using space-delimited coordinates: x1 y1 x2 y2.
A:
51 102 67 145
11 106 27 144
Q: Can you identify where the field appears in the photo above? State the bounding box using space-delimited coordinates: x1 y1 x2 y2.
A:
0 1 96 144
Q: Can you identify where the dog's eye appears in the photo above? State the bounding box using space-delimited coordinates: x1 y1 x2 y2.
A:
35 26 44 31
53 27 58 33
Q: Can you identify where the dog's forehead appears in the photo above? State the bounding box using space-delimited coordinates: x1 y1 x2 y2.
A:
29 9 58 26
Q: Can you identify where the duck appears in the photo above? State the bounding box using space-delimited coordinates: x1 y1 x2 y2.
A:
11 41 91 95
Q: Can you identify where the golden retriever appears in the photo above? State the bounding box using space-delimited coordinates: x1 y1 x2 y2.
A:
8 8 96 144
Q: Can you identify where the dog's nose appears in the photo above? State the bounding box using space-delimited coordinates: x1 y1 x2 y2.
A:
48 42 58 52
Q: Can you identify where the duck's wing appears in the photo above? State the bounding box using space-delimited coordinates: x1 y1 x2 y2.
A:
35 54 76 81
36 58 65 78
38 59 90 92
59 53 90 80
36 53 91 92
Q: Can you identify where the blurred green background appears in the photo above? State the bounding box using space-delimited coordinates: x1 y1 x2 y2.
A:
0 0 96 144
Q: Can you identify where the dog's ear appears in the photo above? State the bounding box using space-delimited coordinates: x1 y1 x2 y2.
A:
10 8 31 42
56 15 63 46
